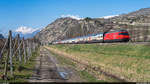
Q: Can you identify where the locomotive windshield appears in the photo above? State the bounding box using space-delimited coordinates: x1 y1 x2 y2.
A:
118 32 129 35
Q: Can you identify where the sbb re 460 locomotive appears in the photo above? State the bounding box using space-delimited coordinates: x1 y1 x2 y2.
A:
52 30 130 44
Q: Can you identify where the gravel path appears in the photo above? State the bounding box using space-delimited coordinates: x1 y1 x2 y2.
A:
28 47 83 82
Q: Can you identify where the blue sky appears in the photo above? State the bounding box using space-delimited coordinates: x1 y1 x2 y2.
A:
0 0 150 36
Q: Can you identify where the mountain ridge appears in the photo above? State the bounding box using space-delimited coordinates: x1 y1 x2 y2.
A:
35 7 150 44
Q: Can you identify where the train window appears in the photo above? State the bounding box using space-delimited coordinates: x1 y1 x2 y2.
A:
119 33 129 35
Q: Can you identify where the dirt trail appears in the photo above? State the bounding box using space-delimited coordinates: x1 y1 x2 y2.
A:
28 47 83 82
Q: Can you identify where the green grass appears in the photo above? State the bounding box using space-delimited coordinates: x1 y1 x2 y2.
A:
49 43 150 82
49 50 76 68
54 44 150 59
46 48 105 82
0 48 39 82
79 70 105 82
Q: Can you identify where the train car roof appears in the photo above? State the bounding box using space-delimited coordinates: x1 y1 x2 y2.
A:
67 32 104 40
55 32 104 42
105 29 128 33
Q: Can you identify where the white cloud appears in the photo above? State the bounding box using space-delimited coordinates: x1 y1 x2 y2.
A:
61 14 83 20
15 26 39 34
101 15 119 19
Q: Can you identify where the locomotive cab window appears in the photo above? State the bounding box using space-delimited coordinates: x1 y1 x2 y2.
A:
119 33 129 35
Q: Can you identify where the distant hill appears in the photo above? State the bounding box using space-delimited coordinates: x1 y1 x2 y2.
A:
13 29 40 39
0 34 5 51
110 7 150 24
0 34 4 39
35 17 114 44
35 7 150 44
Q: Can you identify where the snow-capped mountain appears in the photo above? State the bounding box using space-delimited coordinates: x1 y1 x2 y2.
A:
100 15 119 19
13 26 41 39
61 14 83 20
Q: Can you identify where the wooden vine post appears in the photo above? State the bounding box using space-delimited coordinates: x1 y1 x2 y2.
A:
29 41 32 60
27 40 30 61
23 37 27 64
17 34 23 71
3 30 13 80
9 30 13 77
3 52 9 80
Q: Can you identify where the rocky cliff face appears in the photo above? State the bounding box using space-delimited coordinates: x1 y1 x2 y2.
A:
35 17 115 44
110 8 150 24
35 8 150 44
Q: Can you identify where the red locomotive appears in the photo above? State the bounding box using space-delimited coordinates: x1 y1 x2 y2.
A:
104 30 130 42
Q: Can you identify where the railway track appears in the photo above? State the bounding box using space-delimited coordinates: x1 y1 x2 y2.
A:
52 42 150 46
99 42 150 45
